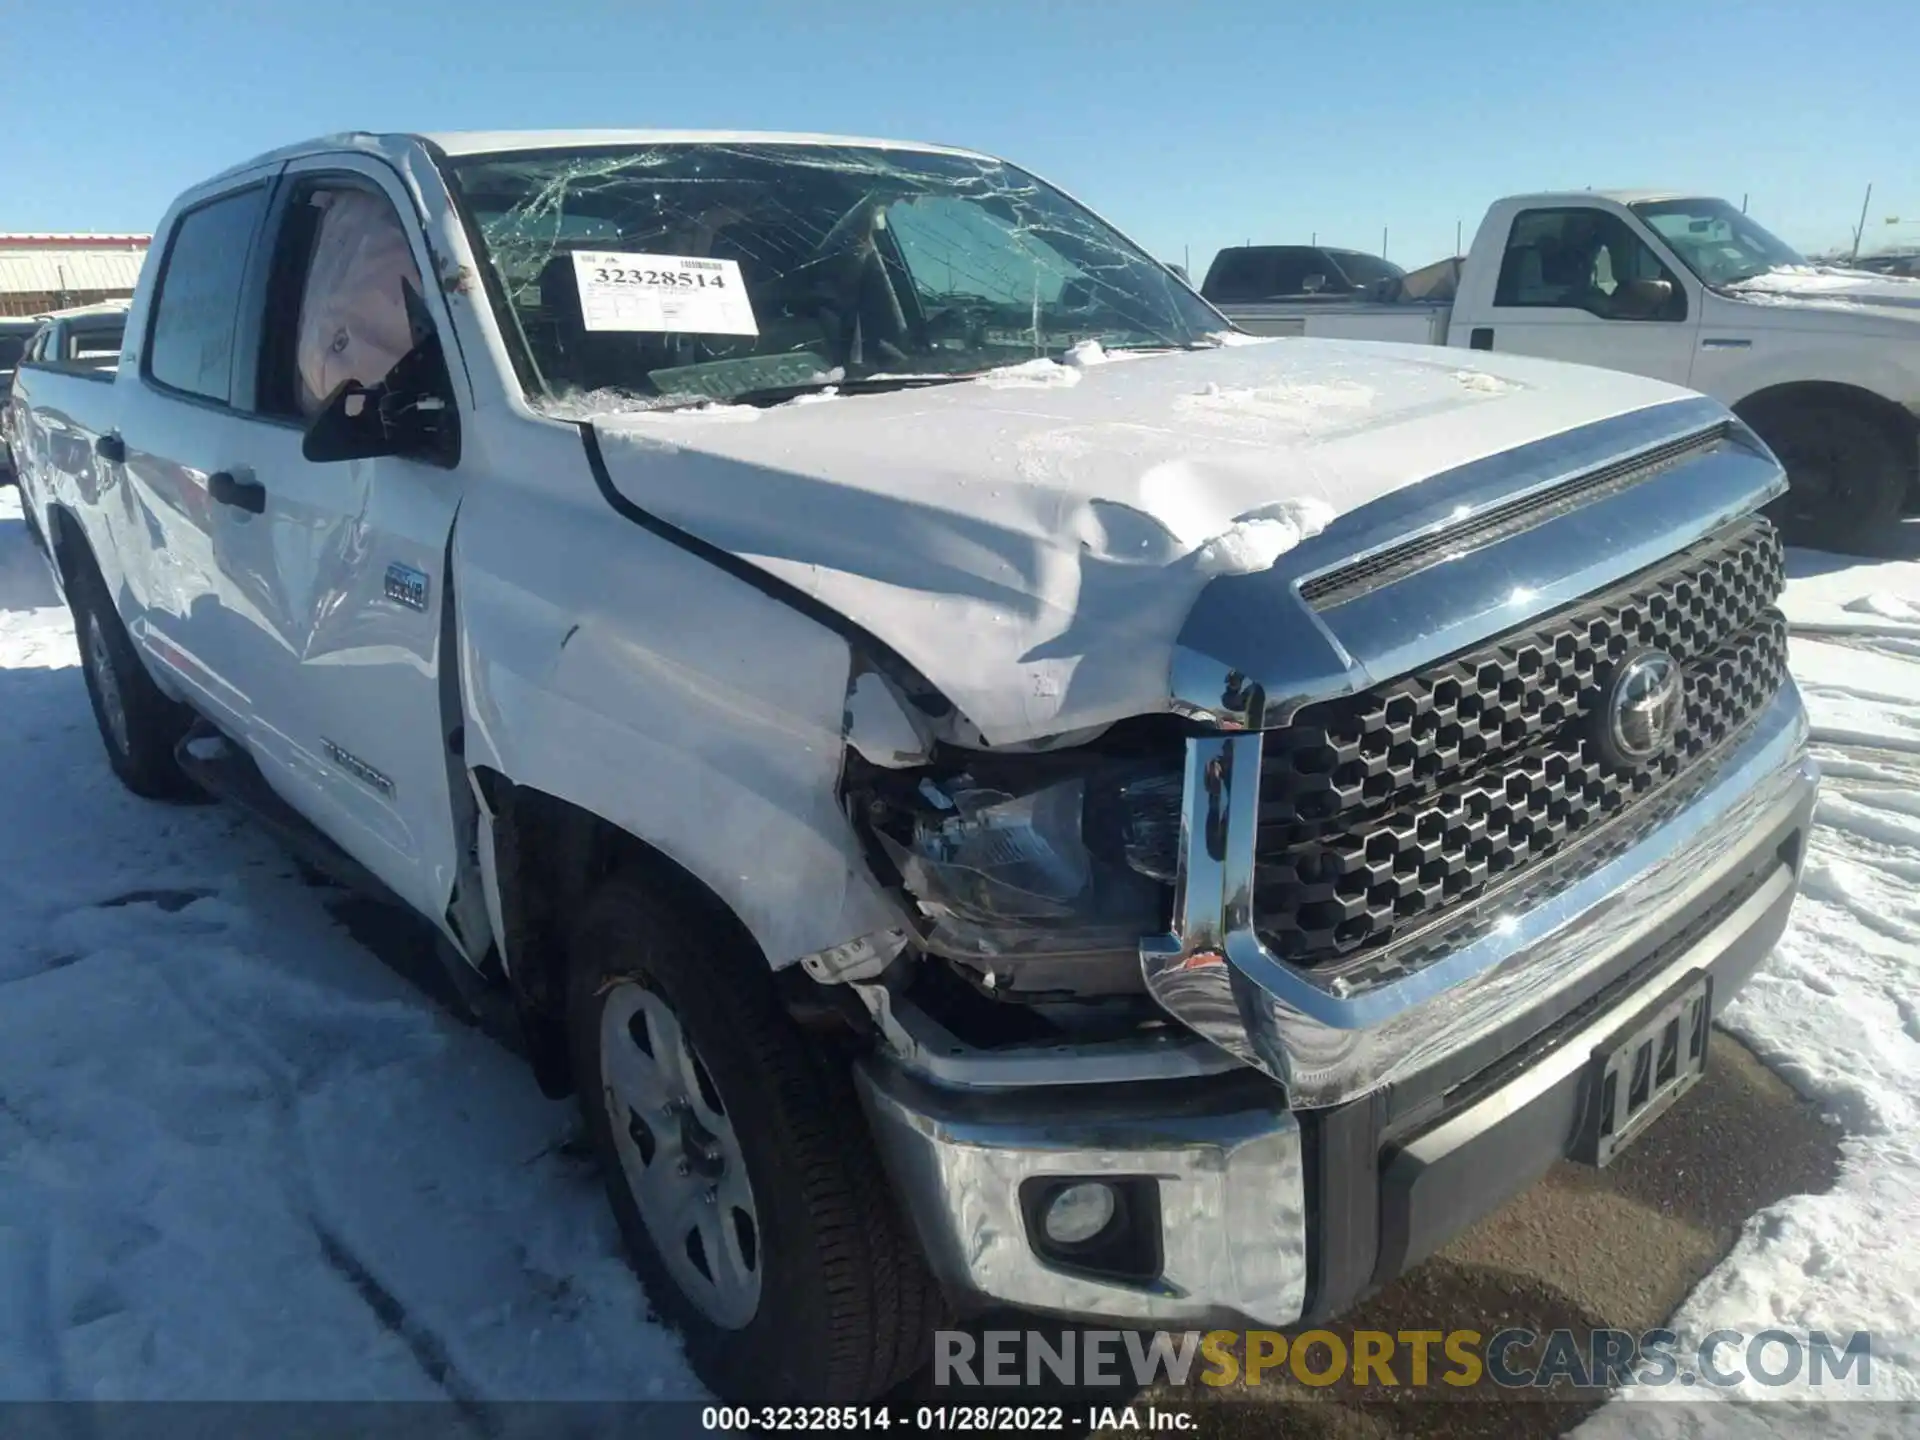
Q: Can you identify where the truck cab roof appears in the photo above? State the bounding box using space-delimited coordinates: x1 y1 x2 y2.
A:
38 299 130 322
208 128 992 184
1498 190 1697 209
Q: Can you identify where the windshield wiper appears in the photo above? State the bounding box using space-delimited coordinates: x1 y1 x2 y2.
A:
723 373 983 407
1097 338 1224 353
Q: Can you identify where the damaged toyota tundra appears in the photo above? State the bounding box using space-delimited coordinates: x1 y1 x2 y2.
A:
8 130 1818 1403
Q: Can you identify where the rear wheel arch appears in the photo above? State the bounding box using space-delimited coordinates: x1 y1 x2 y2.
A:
44 503 90 592
471 771 769 1099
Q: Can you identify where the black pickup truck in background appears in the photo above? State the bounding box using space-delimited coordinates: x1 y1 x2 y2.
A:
1200 243 1405 303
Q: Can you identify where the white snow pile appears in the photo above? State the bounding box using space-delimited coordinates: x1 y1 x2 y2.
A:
1453 368 1521 395
975 356 1084 389
1188 497 1336 577
1174 376 1377 426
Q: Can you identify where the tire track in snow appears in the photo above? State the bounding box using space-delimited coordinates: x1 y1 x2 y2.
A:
146 951 490 1407
311 1223 492 1427
0 1223 66 1402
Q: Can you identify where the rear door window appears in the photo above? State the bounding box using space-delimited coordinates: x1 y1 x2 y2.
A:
146 186 270 403
68 324 125 369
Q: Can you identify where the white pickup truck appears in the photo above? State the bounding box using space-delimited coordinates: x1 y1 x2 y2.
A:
1208 192 1920 552
9 132 1817 1404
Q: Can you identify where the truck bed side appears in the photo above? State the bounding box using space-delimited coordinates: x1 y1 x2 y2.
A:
1221 299 1451 343
7 359 127 604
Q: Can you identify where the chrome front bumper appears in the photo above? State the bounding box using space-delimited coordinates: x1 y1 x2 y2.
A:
856 1062 1308 1327
1143 682 1816 1108
858 685 1817 1328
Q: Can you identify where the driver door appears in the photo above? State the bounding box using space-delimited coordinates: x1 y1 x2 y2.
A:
210 156 470 927
1472 206 1700 385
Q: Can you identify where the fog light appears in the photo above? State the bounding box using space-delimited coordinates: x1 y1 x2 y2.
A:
1042 1181 1117 1246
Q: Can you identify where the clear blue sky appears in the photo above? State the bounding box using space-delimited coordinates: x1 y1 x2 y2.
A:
3 0 1914 271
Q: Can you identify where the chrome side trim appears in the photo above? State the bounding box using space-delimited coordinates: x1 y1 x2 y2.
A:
1170 396 1783 731
1144 682 1816 1106
856 1060 1308 1327
322 738 396 797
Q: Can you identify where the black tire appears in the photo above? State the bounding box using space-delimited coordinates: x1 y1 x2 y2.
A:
68 563 197 799
1749 402 1911 552
18 489 48 556
566 872 945 1404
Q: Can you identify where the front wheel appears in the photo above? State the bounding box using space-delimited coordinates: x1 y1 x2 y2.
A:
1749 403 1910 553
566 873 943 1403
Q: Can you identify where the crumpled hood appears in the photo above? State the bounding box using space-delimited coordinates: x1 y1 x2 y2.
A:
590 339 1694 744
1727 265 1920 316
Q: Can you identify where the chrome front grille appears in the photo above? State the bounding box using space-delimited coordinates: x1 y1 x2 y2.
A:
1252 516 1788 967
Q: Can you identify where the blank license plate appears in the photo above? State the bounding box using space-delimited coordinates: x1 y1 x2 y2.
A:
1578 975 1710 1167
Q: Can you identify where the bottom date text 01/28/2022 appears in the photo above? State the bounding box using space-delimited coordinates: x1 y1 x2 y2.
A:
700 1405 1197 1432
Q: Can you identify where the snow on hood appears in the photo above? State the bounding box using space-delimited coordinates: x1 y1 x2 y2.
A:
1726 264 1920 315
590 340 1693 744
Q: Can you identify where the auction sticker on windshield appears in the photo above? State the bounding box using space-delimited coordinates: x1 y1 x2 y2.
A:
571 251 759 336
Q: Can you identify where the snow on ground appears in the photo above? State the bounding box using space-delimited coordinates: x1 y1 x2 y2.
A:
2 483 1918 1419
1578 537 1920 1433
0 491 697 1401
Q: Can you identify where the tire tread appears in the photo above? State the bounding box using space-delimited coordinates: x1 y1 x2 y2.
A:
566 873 943 1403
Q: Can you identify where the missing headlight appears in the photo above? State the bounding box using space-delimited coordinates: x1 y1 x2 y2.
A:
864 758 1184 967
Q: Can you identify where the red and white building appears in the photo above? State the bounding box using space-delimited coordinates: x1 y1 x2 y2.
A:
0 234 150 317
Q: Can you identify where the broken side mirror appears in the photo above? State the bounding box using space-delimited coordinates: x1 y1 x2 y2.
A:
302 280 461 467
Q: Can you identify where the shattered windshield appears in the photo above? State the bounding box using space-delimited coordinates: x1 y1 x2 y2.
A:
439 142 1225 409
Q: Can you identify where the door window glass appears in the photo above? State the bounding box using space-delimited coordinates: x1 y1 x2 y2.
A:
147 186 269 402
1494 208 1687 321
285 187 425 417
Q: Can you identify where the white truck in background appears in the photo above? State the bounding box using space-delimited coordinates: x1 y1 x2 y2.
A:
1 304 129 486
1205 193 1920 552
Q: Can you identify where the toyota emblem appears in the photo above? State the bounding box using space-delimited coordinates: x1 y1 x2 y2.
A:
1599 650 1684 766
